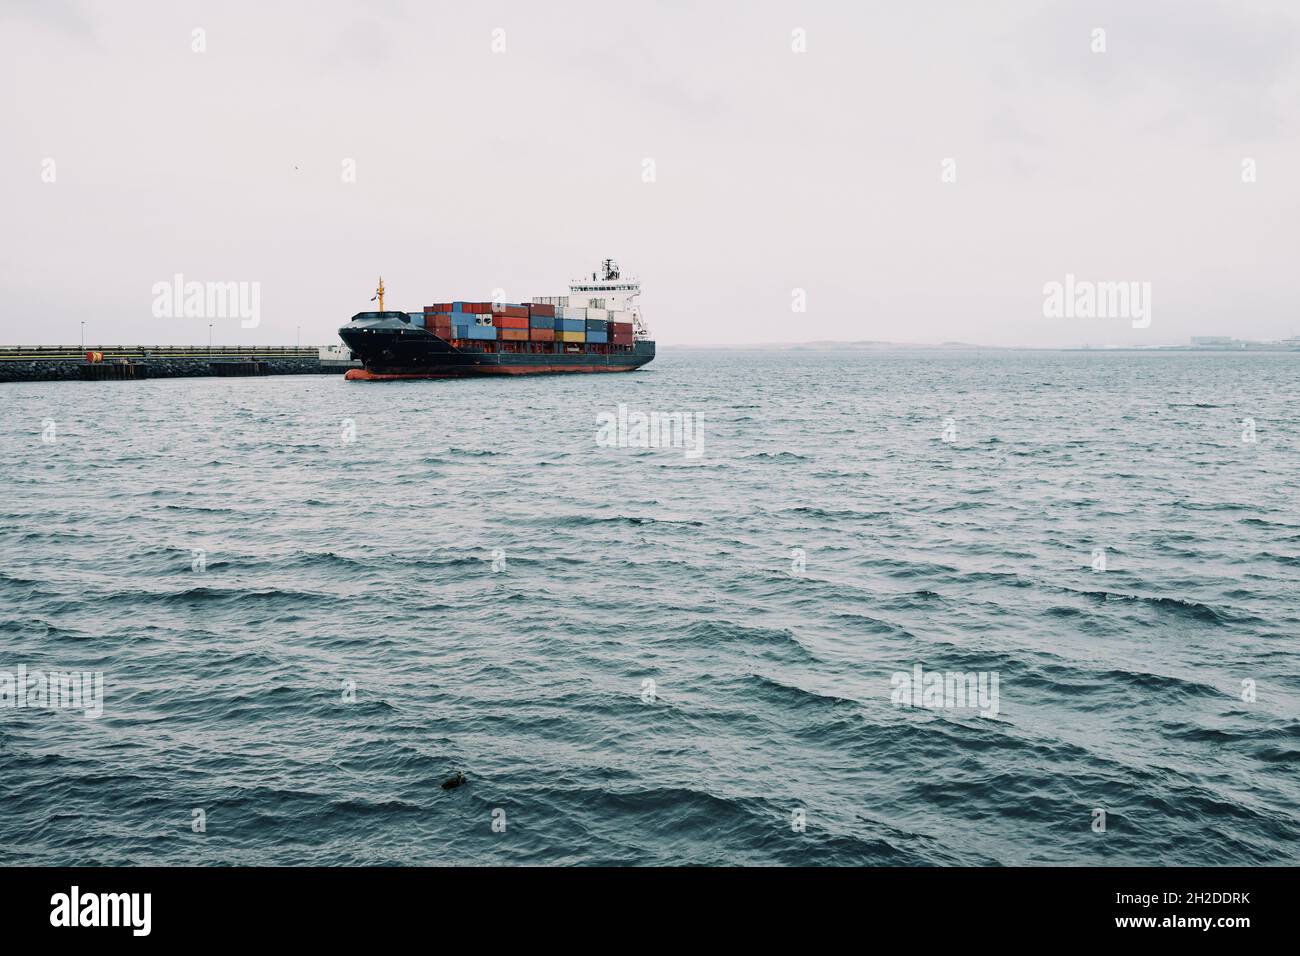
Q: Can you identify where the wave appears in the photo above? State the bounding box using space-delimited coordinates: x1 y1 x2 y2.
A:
741 451 811 462
779 505 892 520
531 513 705 528
1066 589 1250 625
738 673 861 712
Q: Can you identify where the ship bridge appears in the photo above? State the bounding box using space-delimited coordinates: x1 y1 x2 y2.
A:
569 259 647 335
569 258 639 295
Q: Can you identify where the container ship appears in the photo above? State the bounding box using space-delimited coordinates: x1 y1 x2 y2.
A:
338 259 655 380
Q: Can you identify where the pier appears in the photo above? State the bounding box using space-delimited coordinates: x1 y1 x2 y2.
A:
0 346 359 383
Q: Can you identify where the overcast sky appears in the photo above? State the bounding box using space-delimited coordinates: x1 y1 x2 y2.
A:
2 0 1297 347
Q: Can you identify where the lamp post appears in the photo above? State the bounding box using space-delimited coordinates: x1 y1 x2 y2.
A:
208 324 213 353
296 326 301 349
80 321 85 350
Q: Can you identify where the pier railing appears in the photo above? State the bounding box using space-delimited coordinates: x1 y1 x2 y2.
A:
0 346 322 361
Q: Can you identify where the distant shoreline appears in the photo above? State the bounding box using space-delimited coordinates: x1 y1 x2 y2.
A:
661 342 1300 353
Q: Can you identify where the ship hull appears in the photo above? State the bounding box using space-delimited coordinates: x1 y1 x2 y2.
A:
345 364 640 380
338 313 654 380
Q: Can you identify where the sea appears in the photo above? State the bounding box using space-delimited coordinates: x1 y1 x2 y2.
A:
1 349 1297 866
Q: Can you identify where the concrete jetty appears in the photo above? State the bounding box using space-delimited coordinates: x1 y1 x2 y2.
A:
0 346 360 383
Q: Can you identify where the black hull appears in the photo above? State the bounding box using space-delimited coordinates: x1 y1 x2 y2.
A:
338 314 654 379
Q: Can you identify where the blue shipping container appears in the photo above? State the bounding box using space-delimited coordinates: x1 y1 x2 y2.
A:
462 325 495 340
451 302 466 312
586 330 608 343
556 318 585 332
409 313 426 328
585 319 608 332
529 314 555 329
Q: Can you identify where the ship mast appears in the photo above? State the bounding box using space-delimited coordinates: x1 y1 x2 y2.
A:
373 276 385 311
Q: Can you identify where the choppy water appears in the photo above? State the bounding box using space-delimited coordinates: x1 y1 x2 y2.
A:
1 349 1297 866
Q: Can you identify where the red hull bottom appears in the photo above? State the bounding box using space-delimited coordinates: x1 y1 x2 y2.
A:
344 365 638 381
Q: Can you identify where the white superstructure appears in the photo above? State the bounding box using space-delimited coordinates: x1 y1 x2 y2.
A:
568 259 647 336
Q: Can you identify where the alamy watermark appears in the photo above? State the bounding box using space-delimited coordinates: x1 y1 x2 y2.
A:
596 403 705 459
50 886 150 936
1042 274 1151 329
1 665 104 718
891 663 999 718
151 273 261 328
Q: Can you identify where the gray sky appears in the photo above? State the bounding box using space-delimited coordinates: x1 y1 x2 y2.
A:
2 0 1297 347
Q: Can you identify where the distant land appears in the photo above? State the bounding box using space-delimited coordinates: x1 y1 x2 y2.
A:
671 337 1300 352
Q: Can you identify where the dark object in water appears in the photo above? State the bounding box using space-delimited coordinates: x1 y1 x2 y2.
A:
441 771 466 790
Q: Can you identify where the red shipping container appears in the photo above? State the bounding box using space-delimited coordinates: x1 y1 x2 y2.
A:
528 303 556 318
530 327 555 342
608 321 633 334
611 334 634 346
500 328 528 342
495 315 528 329
498 305 527 318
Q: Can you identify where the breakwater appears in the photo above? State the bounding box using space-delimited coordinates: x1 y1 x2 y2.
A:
0 347 358 383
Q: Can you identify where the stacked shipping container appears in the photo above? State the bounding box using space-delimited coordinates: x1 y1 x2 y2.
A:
496 305 529 344
409 297 634 349
528 303 556 342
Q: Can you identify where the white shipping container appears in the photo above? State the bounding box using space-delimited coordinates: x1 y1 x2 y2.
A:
610 310 635 323
586 308 609 322
561 307 587 319
566 295 593 309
